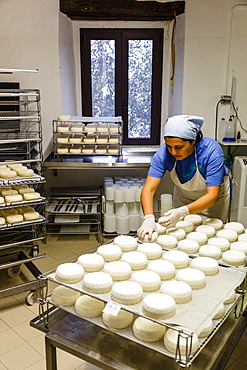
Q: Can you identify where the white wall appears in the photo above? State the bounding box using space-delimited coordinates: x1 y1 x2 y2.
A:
0 0 61 158
1 0 247 160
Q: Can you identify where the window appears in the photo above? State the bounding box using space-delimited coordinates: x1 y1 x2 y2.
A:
80 29 163 145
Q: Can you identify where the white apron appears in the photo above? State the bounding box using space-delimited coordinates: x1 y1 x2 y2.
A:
169 151 230 223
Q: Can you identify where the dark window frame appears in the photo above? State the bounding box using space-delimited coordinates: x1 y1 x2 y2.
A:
80 28 163 145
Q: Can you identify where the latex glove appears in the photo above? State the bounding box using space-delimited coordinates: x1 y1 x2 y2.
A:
137 214 158 241
158 206 189 228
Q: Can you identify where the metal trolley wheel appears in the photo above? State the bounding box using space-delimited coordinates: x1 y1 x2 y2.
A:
26 291 38 306
7 264 21 278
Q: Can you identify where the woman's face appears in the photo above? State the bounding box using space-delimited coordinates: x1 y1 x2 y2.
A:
165 137 196 160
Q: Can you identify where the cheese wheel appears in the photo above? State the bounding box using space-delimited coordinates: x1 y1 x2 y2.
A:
224 290 236 305
166 227 186 241
23 192 40 200
239 234 247 242
143 231 158 243
160 280 192 303
82 271 113 293
55 262 84 283
5 194 23 203
137 243 162 260
213 303 225 320
230 241 247 255
186 231 207 245
6 214 24 224
198 318 214 338
97 244 122 262
104 261 131 281
0 196 4 203
176 268 206 289
190 256 219 275
57 136 70 143
184 214 202 226
178 239 199 254
82 146 94 154
71 125 84 132
0 186 12 193
114 235 137 252
13 184 29 191
103 309 133 329
18 187 35 195
51 286 80 307
142 293 176 320
77 253 104 272
203 218 223 231
57 115 71 121
176 220 194 233
97 124 109 133
1 189 18 197
23 211 40 221
133 317 166 342
162 250 189 269
111 281 143 304
199 245 222 260
147 260 175 280
222 250 246 266
69 136 82 144
69 147 82 154
164 327 199 355
121 251 148 270
196 225 215 238
224 222 245 235
84 124 96 132
57 147 69 154
0 170 17 178
207 237 230 252
132 270 161 292
7 163 24 170
16 168 34 177
17 206 35 215
216 229 238 243
75 295 104 318
0 217 6 226
156 234 178 249
57 125 71 132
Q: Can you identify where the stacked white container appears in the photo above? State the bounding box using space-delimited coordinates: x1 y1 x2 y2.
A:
160 193 173 216
103 177 145 234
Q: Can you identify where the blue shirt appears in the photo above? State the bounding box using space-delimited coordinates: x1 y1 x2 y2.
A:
148 137 228 187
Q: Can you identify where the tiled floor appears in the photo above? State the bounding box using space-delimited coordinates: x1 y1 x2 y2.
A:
0 234 246 370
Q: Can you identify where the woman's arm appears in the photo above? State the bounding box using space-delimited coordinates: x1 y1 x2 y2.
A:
140 176 162 216
187 185 220 214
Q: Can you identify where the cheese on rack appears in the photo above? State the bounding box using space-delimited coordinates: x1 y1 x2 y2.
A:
137 243 162 260
103 261 131 281
142 293 176 320
75 295 105 318
162 250 189 269
176 268 206 289
77 253 104 272
160 281 192 303
97 244 122 262
111 281 143 304
147 260 176 280
121 251 148 270
0 170 17 179
51 285 80 306
55 263 84 283
132 270 161 292
164 327 199 355
190 257 219 275
82 271 113 293
23 211 40 221
133 317 166 342
114 235 137 252
102 309 133 329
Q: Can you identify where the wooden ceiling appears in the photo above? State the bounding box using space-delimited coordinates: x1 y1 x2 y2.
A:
60 0 185 21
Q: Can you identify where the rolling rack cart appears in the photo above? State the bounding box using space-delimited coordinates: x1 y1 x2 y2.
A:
30 250 247 369
0 82 48 304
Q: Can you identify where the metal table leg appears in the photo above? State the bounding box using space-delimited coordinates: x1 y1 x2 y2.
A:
45 334 57 370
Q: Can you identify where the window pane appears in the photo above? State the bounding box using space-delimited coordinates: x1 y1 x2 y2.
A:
90 40 115 117
128 40 153 139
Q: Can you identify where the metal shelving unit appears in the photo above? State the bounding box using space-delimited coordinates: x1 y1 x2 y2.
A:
0 85 47 304
45 187 102 242
53 116 123 157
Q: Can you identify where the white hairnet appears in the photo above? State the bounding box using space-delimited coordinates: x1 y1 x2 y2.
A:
164 115 204 140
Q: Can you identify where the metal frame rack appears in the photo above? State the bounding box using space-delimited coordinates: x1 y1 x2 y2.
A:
53 116 123 158
0 89 43 162
0 85 47 304
45 187 102 242
31 266 246 369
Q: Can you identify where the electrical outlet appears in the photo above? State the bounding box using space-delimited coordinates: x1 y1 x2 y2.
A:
220 95 231 102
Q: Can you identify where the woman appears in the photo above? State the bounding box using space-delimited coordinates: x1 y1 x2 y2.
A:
137 115 230 241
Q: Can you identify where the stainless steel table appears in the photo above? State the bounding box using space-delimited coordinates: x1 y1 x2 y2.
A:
31 304 247 370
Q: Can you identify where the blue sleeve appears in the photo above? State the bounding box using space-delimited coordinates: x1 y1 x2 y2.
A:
147 145 174 179
198 139 228 187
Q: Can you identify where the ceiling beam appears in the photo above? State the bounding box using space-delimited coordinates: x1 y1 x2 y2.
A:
60 0 185 21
